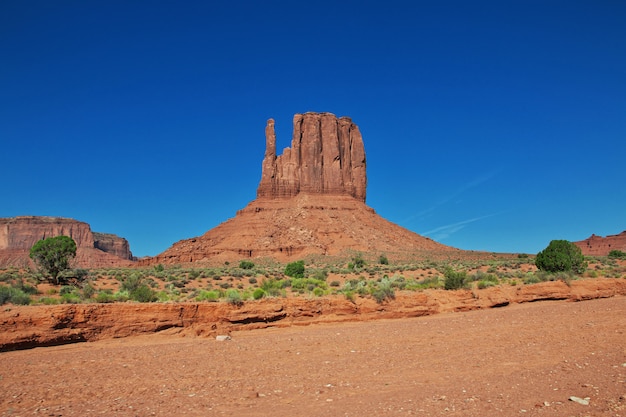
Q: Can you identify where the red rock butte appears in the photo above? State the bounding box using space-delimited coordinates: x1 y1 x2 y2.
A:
149 112 457 264
0 216 135 268
574 231 626 256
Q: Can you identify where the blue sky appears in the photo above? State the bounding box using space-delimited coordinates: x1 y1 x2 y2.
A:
1 1 625 257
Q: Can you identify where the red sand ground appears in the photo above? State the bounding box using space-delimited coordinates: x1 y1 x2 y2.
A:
1 296 625 417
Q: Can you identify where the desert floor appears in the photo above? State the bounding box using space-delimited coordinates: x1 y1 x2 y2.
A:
1 296 625 417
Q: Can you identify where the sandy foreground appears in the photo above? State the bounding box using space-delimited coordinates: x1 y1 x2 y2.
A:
1 296 625 417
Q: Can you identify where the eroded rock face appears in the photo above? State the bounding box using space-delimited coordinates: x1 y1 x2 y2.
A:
0 216 134 268
257 112 367 202
574 231 626 256
93 232 134 261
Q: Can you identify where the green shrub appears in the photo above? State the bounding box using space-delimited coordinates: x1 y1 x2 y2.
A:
535 240 587 273
252 288 266 300
378 254 389 265
608 250 626 259
196 290 220 302
248 277 258 284
330 280 340 287
310 269 328 281
239 260 255 270
0 286 31 305
95 290 116 303
444 269 468 290
370 277 395 303
61 291 81 304
130 285 156 302
523 275 542 285
313 287 325 297
260 278 285 297
60 285 74 295
477 280 496 289
39 297 59 305
121 273 143 292
285 261 305 278
349 254 366 270
226 290 243 306
81 282 96 299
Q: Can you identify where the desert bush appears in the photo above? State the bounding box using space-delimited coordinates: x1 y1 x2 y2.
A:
81 282 96 299
309 268 328 281
348 254 366 270
95 290 116 303
444 269 468 290
608 250 626 259
370 277 395 303
285 260 305 278
330 280 340 287
477 280 496 289
226 290 243 306
523 275 542 285
196 290 220 302
130 285 157 302
535 240 587 274
61 291 81 304
291 278 327 293
313 287 325 297
378 254 389 265
38 297 59 305
0 285 31 305
260 278 285 297
60 285 74 295
239 260 255 270
252 288 266 300
248 277 258 284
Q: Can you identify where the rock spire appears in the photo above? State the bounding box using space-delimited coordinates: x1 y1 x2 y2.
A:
257 112 367 202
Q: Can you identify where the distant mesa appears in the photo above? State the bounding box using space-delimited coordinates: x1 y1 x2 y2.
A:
573 231 626 256
147 112 457 265
0 216 135 268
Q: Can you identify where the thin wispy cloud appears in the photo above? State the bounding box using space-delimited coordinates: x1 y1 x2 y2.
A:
421 213 497 241
402 170 500 224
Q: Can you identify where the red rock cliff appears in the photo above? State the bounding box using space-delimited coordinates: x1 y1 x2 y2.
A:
257 112 367 202
574 231 626 256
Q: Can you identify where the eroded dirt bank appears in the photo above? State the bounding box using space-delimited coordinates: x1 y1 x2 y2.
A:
1 278 624 352
1 295 625 416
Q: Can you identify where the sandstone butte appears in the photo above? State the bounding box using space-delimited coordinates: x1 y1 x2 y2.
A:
0 216 134 269
146 112 461 265
574 231 626 256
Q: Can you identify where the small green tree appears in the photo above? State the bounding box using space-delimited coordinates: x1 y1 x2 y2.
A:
29 236 77 285
284 260 305 278
535 240 587 274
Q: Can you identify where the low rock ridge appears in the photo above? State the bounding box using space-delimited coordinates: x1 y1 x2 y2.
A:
574 231 626 256
257 112 366 202
1 278 624 351
0 216 135 268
